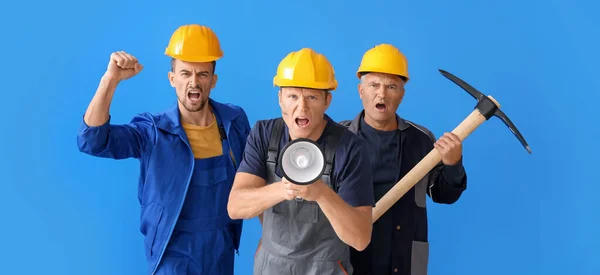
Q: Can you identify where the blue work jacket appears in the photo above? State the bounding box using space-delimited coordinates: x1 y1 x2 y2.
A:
76 98 251 274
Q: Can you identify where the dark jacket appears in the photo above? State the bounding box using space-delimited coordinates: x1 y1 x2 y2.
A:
339 111 467 275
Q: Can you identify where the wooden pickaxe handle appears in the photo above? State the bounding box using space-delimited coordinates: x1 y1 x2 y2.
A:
371 96 500 223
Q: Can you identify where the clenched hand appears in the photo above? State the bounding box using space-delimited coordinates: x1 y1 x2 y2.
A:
434 132 463 165
281 177 325 202
104 51 144 81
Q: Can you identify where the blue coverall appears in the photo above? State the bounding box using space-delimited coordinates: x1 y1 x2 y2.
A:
77 99 251 275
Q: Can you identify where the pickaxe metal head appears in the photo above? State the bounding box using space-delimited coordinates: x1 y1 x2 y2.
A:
438 69 531 154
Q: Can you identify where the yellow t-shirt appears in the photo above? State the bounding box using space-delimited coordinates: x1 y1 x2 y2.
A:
182 114 223 159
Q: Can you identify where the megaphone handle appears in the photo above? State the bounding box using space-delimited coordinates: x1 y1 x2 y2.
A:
295 196 303 202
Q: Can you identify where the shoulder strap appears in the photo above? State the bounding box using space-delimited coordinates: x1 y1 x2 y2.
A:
322 124 345 177
219 125 227 141
266 118 344 191
267 118 285 164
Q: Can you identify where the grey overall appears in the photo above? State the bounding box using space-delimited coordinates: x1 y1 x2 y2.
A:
254 118 353 275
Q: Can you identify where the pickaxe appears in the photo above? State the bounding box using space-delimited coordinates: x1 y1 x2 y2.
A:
372 69 531 223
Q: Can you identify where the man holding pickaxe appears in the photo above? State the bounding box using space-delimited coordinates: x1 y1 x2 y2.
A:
339 43 468 275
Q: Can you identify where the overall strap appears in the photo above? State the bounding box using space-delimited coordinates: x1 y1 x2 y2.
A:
213 109 228 141
267 118 285 164
322 124 345 191
265 118 344 190
214 110 236 169
218 125 227 141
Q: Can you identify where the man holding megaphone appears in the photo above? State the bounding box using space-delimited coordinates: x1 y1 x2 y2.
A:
227 48 376 275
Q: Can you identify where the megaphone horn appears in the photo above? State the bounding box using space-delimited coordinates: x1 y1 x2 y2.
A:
279 138 326 186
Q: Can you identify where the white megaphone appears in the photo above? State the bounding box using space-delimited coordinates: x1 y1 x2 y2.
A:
279 138 326 190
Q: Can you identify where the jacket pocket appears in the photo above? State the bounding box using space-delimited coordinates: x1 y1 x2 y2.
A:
140 202 164 258
411 241 429 275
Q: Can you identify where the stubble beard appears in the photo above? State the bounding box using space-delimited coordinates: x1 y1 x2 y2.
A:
186 97 208 112
178 94 208 113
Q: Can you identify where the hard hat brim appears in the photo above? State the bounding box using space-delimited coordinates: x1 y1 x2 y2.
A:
165 50 223 63
273 78 337 91
356 70 410 82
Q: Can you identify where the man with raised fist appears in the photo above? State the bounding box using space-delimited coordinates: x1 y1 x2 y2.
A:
77 24 250 275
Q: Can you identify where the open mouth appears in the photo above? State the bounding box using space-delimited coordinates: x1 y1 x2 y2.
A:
295 117 310 128
376 103 387 112
188 90 201 102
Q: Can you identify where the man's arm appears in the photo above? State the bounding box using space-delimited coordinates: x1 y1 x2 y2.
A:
77 75 155 160
316 187 372 251
84 75 118 127
409 123 467 204
427 159 467 204
227 172 285 219
315 137 375 251
77 53 154 160
227 121 286 220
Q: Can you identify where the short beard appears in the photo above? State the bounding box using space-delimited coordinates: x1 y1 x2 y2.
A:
179 96 208 112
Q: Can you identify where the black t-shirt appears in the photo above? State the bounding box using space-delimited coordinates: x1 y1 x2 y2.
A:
358 118 401 186
237 115 376 207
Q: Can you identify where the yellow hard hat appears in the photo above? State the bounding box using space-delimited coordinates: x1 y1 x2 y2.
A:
357 44 409 82
165 24 223 62
273 48 338 91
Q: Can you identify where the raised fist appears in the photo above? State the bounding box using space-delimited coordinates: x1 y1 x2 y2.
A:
105 51 144 81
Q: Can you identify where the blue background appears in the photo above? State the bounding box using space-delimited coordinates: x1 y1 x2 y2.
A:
1 0 597 274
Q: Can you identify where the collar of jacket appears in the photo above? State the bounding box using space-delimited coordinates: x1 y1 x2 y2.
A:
347 110 410 132
156 98 239 136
